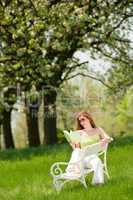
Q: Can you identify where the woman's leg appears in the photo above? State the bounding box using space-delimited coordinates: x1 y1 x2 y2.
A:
66 148 84 174
84 155 104 184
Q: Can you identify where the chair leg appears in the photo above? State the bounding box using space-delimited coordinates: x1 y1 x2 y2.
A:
104 152 110 179
104 163 110 179
54 179 63 193
82 180 87 189
105 169 110 179
79 176 88 189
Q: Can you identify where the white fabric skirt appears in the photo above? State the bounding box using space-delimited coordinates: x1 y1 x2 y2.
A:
66 148 104 184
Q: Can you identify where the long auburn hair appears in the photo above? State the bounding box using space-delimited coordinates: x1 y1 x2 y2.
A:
76 111 97 130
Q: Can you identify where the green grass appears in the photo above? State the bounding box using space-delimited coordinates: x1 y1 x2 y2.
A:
0 136 133 200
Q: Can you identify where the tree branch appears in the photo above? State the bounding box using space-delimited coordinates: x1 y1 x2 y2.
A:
62 61 89 81
64 72 114 90
107 14 133 37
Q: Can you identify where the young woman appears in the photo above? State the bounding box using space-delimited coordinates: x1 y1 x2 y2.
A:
65 111 112 185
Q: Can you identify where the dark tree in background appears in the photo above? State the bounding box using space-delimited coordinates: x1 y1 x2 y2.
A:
43 86 57 144
2 87 16 148
26 85 41 146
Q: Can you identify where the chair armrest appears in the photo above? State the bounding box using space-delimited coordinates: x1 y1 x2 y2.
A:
50 158 85 178
50 162 69 177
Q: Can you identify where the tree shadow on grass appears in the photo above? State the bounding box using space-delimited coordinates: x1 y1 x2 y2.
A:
109 135 133 149
0 142 70 161
0 135 132 161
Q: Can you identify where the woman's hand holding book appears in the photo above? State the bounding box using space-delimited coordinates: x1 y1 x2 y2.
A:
70 141 81 149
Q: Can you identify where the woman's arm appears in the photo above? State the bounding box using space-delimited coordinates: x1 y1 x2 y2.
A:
98 127 113 143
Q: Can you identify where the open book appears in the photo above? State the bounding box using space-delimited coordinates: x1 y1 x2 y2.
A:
63 130 103 148
63 130 81 144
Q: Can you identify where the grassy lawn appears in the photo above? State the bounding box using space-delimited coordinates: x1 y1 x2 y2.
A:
0 136 133 200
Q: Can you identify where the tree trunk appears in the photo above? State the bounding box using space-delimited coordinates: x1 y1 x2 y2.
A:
62 115 68 130
27 107 40 147
3 110 15 149
43 90 57 144
2 86 17 149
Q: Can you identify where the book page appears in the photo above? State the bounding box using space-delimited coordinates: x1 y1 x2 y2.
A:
63 130 81 144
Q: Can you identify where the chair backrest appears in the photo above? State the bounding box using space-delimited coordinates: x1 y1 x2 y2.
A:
83 142 108 158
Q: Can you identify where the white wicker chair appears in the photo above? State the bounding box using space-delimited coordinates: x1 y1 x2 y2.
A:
50 142 111 193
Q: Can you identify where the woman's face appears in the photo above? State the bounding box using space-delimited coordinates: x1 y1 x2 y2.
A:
78 115 91 129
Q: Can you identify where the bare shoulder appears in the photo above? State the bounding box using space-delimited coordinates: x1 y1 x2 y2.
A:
97 127 112 140
96 127 107 136
74 129 85 134
96 127 104 132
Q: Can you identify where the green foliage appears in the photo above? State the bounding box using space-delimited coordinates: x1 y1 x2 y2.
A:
57 128 66 143
116 88 133 134
0 0 133 91
106 63 133 95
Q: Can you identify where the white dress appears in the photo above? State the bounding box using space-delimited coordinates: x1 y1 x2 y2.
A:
66 133 104 184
